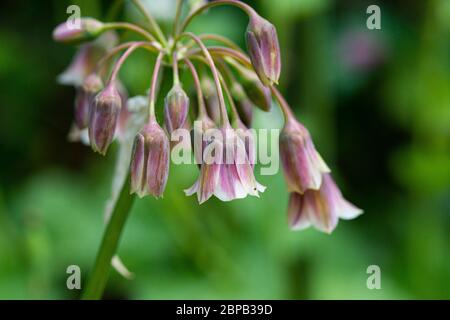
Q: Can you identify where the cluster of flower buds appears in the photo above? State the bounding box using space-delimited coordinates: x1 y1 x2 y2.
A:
54 0 361 233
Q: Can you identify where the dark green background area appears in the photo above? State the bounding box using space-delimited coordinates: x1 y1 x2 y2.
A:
0 0 448 299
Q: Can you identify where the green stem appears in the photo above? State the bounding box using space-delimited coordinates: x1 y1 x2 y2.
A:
270 86 294 122
173 0 184 38
82 176 136 300
179 0 255 33
172 51 180 85
109 43 142 82
219 73 240 125
149 52 165 120
183 58 207 118
184 34 242 52
131 0 168 47
216 60 241 124
95 41 159 78
103 22 157 42
187 46 253 69
177 33 229 127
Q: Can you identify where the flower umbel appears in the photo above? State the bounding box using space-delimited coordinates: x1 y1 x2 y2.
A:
54 0 361 238
52 0 365 301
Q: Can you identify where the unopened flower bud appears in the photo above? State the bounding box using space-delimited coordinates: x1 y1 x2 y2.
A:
164 84 190 135
191 115 216 166
227 59 272 112
75 74 103 129
88 83 121 155
53 18 105 44
241 74 272 112
280 119 330 194
246 14 281 86
130 119 170 198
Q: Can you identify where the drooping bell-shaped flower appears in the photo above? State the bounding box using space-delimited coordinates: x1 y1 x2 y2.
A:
52 18 105 44
280 118 330 194
57 44 100 87
164 84 189 135
57 32 118 87
185 128 265 203
130 118 170 198
246 14 281 86
88 82 122 155
288 174 363 233
75 73 103 129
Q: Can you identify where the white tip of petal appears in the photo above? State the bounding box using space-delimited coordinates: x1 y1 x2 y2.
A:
256 182 266 193
338 200 364 220
184 181 199 197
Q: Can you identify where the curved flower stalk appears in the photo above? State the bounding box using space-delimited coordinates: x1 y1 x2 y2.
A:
53 0 362 300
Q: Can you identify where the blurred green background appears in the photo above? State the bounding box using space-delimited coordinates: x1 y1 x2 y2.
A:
0 0 449 299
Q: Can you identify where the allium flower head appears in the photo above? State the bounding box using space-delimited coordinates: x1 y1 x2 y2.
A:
246 15 281 86
53 18 105 44
288 174 363 233
53 0 362 236
280 118 330 194
88 83 122 155
164 84 190 134
130 118 170 198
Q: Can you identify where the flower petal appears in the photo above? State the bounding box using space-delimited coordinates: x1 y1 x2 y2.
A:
287 193 311 230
